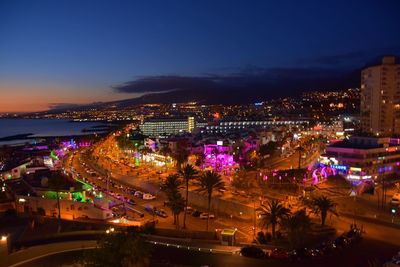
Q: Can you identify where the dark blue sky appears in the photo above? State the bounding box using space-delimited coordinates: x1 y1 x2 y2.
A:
0 0 399 111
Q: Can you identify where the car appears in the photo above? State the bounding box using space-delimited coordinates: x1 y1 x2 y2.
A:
143 193 156 200
289 248 312 261
269 248 288 259
391 193 400 205
200 213 215 219
185 206 194 213
127 198 136 205
333 235 350 248
144 205 155 214
191 210 202 217
240 246 265 259
155 209 168 218
134 191 143 198
129 189 136 195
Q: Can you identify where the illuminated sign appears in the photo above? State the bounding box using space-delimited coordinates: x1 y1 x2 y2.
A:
350 167 362 172
347 174 371 180
217 141 223 146
387 147 397 152
330 164 347 171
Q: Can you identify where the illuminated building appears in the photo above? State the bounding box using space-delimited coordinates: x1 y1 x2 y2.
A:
188 116 195 133
202 142 238 174
360 56 400 135
320 136 400 181
140 117 198 136
202 119 309 133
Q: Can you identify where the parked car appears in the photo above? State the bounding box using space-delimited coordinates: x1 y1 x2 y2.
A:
200 213 215 219
333 235 350 248
144 205 154 213
289 248 312 261
143 193 156 200
134 191 143 198
185 206 194 213
240 246 265 259
269 248 288 259
191 210 202 217
391 193 400 205
127 198 136 205
155 209 168 218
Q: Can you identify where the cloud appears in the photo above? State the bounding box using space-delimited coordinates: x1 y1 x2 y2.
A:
112 66 358 97
301 46 400 67
112 76 218 94
313 51 367 65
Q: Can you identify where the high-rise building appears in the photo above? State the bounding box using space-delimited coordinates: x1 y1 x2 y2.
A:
360 56 400 135
140 117 197 136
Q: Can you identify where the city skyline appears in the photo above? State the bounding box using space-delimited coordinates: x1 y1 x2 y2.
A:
1 0 400 112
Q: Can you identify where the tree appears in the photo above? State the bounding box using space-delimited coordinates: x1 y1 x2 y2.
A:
194 153 205 168
296 146 305 169
47 172 70 232
161 175 185 228
310 196 338 226
173 149 189 171
161 174 181 196
197 171 225 231
179 164 198 229
139 147 153 155
281 209 311 248
258 199 290 240
259 142 277 157
82 227 151 267
168 192 185 229
159 146 172 157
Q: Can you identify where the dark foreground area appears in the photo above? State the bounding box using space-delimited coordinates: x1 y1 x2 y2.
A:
17 238 398 267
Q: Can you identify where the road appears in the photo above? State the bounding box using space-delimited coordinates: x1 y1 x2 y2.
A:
10 238 400 267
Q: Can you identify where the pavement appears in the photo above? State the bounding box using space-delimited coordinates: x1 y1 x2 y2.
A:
2 232 242 267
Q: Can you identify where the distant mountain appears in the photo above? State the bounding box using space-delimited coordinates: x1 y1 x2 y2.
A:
43 67 361 113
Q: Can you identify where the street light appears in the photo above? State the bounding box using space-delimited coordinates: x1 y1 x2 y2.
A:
1 236 7 242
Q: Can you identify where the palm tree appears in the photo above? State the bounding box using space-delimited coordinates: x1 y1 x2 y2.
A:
159 146 172 157
168 192 185 229
311 196 338 226
161 174 181 196
197 171 225 231
281 209 311 248
174 149 189 171
296 146 305 169
258 199 290 240
179 164 198 229
47 172 69 232
161 175 185 228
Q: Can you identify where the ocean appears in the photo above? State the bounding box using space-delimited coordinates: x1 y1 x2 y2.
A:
0 119 111 145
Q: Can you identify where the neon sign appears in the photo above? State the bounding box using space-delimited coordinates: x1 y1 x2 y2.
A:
330 164 347 171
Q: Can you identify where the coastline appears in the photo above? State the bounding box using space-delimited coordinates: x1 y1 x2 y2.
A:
0 119 121 146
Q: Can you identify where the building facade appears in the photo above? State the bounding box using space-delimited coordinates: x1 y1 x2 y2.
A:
321 136 400 181
202 119 309 133
361 56 400 135
140 117 197 136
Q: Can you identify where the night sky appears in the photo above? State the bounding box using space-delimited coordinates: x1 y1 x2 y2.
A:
1 0 399 112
